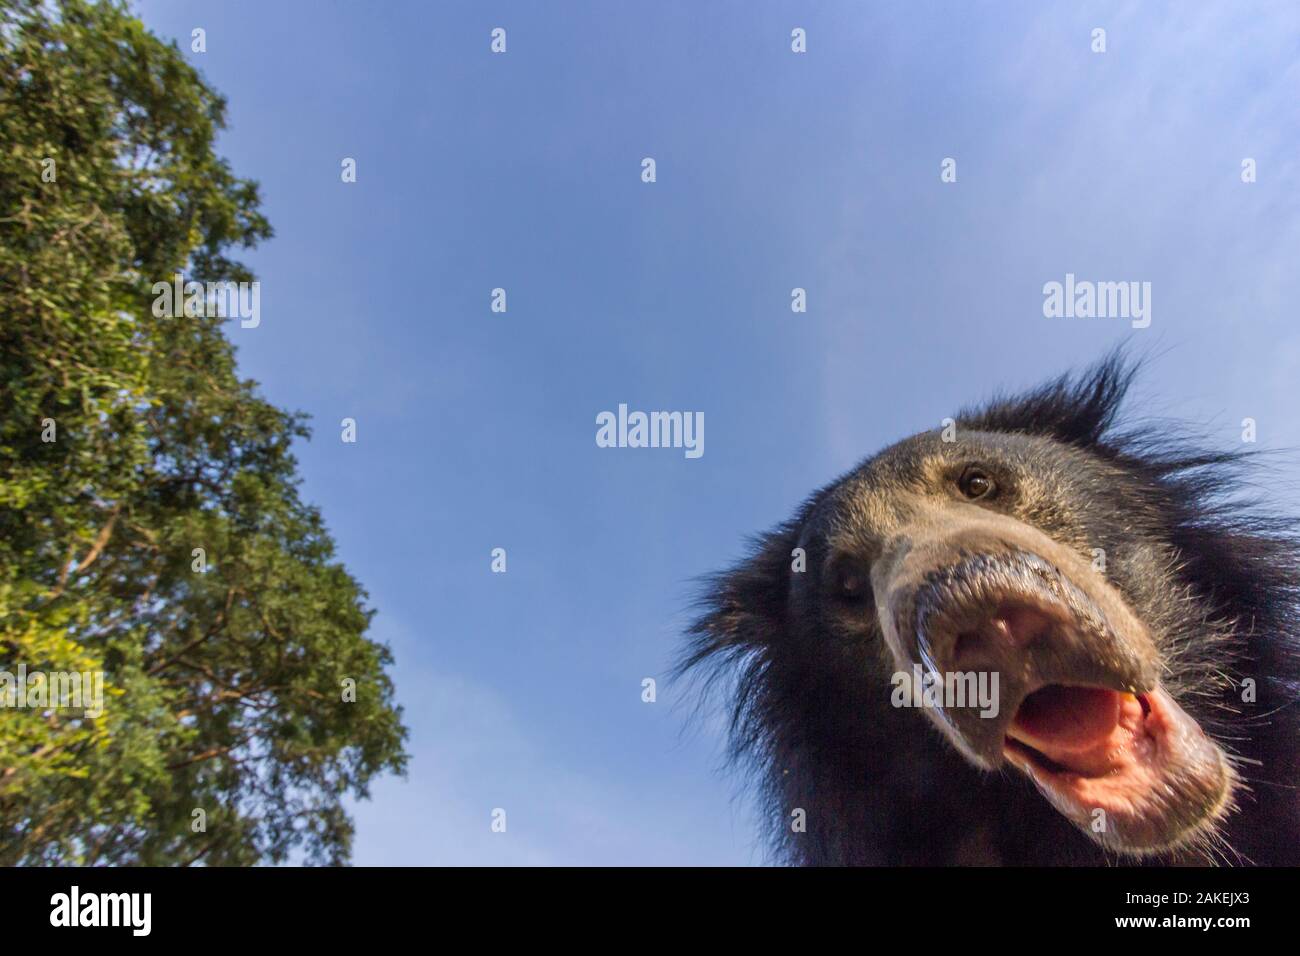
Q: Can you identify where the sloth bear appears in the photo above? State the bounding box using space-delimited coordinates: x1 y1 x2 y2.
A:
682 353 1300 865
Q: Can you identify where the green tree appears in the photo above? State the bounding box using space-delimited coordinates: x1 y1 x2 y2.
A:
0 0 407 864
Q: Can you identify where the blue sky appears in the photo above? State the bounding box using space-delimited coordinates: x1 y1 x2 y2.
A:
132 0 1300 864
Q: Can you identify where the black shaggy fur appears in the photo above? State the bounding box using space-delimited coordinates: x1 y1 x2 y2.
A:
680 353 1300 865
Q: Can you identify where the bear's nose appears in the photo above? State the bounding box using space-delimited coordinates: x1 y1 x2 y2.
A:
944 603 1056 674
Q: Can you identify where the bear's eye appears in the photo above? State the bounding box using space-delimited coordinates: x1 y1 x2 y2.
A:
828 557 869 603
957 465 996 501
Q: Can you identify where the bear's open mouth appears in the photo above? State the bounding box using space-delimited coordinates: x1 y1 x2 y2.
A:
896 550 1235 853
1005 685 1152 779
1002 682 1231 852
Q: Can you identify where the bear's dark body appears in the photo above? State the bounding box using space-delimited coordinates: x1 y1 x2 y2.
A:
682 355 1300 865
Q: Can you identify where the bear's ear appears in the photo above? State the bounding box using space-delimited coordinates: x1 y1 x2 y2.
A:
678 521 802 686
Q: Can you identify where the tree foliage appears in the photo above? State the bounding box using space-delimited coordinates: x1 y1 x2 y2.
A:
0 0 407 864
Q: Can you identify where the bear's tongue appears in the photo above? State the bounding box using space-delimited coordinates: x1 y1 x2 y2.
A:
1007 685 1145 776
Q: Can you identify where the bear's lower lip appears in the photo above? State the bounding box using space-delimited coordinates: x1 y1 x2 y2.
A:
1002 684 1232 852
